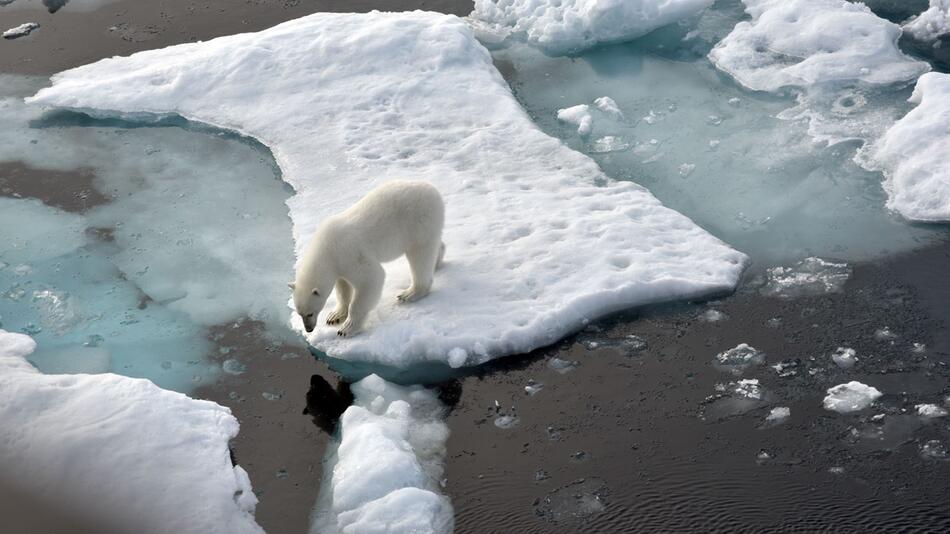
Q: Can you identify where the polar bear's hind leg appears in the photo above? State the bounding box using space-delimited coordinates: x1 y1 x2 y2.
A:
398 240 441 303
326 278 353 325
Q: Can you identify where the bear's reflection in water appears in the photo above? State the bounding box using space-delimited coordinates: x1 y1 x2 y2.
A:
303 375 353 434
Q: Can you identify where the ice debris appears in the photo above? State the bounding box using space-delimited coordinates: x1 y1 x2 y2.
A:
823 381 882 413
715 343 765 374
3 22 39 39
761 257 851 298
831 347 857 369
916 403 948 418
903 0 950 42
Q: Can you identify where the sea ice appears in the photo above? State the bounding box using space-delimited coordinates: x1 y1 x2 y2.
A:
310 374 452 534
761 257 851 298
903 0 950 42
714 343 765 374
823 381 882 413
0 330 263 534
557 104 593 135
831 347 858 368
469 0 714 54
708 0 929 92
916 403 949 418
27 12 746 367
865 73 950 222
2 22 38 39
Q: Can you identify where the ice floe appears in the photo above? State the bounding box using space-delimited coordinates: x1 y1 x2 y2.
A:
916 403 949 418
2 22 38 39
27 12 745 368
904 0 950 42
823 381 882 413
0 330 263 534
714 343 765 374
866 73 950 222
556 104 593 135
311 374 452 534
761 257 851 298
765 406 790 424
469 0 714 54
709 0 929 92
831 347 858 369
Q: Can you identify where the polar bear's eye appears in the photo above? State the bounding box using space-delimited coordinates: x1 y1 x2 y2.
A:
305 313 314 319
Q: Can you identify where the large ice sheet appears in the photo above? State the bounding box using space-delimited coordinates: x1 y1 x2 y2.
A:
470 0 713 53
310 375 452 534
0 330 263 534
709 0 929 92
866 73 950 221
28 11 745 367
904 0 950 42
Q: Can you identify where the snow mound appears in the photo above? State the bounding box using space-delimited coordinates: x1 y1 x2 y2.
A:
823 381 882 413
904 0 950 42
313 375 452 534
469 0 714 54
27 12 746 367
866 73 950 222
709 0 929 92
0 331 263 534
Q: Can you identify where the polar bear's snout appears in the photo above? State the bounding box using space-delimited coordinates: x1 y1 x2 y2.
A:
302 313 317 333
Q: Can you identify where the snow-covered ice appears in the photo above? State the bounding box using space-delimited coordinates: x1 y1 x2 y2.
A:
761 257 851 298
0 331 263 534
27 12 745 368
904 0 950 42
469 0 714 54
708 0 929 92
310 375 452 534
3 22 39 39
823 381 882 413
557 104 593 135
866 73 950 222
831 347 858 369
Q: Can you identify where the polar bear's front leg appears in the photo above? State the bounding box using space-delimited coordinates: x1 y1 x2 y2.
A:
326 279 353 325
338 263 385 337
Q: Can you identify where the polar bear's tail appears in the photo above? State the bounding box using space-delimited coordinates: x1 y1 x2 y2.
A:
436 242 446 270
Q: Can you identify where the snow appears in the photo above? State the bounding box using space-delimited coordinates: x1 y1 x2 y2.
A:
0 330 263 534
312 374 452 534
866 73 950 222
831 347 857 368
823 381 882 413
904 0 950 42
27 12 746 368
709 0 929 92
3 22 38 39
469 0 714 54
557 104 593 135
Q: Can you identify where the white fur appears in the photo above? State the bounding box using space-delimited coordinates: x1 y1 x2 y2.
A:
291 180 445 337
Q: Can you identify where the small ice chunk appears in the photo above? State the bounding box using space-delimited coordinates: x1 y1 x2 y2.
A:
912 342 927 353
762 257 851 298
557 104 593 135
261 391 283 401
494 415 520 429
727 97 741 107
772 359 800 377
874 327 897 341
3 22 39 40
733 379 762 400
828 466 845 474
708 139 721 149
823 381 882 413
222 358 247 375
548 357 578 374
903 0 950 42
920 439 949 460
590 135 630 153
447 347 467 368
593 96 623 119
916 403 948 418
765 406 790 423
715 343 765 374
831 347 857 369
700 309 728 322
524 380 543 396
678 163 696 177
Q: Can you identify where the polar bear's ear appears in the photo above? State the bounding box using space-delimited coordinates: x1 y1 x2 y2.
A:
312 289 320 296
287 282 296 290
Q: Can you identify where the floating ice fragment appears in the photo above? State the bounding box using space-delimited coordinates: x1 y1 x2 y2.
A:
920 439 949 460
3 22 39 40
275 468 289 480
700 309 727 322
557 104 593 135
916 403 948 418
873 327 897 341
772 359 800 377
593 96 623 119
912 342 926 353
823 381 882 413
524 380 544 396
727 97 741 107
222 359 247 375
590 135 630 153
831 347 857 369
761 257 851 298
494 415 520 429
733 379 762 400
903 0 950 42
31 289 81 337
715 343 765 374
534 469 549 481
447 347 468 369
261 391 283 401
548 357 578 374
828 466 845 474
678 163 696 177
765 406 790 423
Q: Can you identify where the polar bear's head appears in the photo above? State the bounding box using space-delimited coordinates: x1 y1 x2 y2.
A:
289 282 330 333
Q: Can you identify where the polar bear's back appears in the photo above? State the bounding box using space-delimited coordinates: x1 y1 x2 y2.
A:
338 180 444 262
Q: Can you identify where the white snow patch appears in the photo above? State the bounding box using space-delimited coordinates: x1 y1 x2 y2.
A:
831 347 858 369
904 0 950 42
0 330 263 534
312 374 452 534
866 73 950 222
3 22 38 39
469 0 715 54
823 381 882 413
557 104 593 135
709 0 929 92
27 12 745 367
916 403 949 418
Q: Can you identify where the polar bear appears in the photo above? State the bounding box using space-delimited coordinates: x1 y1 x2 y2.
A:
290 180 445 337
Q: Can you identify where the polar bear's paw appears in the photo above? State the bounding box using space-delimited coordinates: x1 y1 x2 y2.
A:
397 286 429 303
326 309 348 325
337 319 360 337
